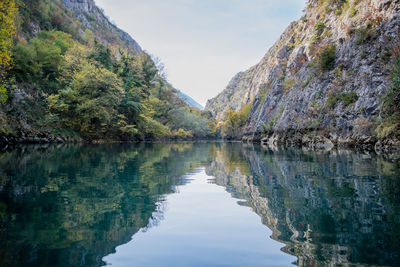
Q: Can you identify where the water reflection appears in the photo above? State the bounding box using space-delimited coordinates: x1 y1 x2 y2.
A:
0 143 399 266
0 143 210 266
206 143 400 266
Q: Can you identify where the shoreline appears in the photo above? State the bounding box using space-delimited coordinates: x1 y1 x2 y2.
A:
1 137 399 160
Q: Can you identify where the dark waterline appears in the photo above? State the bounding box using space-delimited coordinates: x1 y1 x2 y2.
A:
0 143 399 266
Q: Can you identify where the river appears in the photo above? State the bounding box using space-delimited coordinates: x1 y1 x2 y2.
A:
0 143 399 266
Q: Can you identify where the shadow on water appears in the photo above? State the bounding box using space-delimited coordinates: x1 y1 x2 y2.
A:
0 142 399 266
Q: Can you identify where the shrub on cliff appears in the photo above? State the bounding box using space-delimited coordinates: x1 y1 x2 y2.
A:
378 48 400 139
319 45 336 72
314 22 326 36
326 92 358 109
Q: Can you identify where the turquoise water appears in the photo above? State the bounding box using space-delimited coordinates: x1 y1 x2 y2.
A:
0 143 399 266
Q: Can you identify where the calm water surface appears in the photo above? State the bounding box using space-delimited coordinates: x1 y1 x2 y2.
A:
0 143 399 266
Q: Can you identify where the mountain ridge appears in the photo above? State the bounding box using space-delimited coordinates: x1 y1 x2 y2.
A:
178 91 204 110
63 0 142 54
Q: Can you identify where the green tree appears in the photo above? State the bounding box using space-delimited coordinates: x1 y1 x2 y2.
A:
167 107 211 138
136 113 170 140
222 110 240 139
221 104 250 139
48 60 124 138
117 52 149 122
0 0 17 103
11 31 74 92
88 41 117 71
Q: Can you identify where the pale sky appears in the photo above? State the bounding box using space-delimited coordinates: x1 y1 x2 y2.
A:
95 0 305 106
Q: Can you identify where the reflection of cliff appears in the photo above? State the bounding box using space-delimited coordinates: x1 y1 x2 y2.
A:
206 143 400 266
1 143 399 266
0 143 210 267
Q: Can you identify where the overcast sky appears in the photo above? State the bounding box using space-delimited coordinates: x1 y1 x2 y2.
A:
95 0 305 106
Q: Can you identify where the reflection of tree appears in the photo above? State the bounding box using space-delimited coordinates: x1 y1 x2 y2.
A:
143 200 168 232
0 143 210 267
205 143 400 266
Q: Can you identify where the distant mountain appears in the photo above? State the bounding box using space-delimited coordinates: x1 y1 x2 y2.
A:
177 91 204 110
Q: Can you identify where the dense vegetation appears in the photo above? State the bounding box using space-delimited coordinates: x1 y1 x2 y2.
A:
0 0 215 141
0 0 17 103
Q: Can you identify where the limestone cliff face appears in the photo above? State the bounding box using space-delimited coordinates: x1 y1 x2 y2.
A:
21 0 142 55
205 66 256 120
63 0 142 54
208 0 400 149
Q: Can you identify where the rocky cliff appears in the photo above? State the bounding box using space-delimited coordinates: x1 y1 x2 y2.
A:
205 66 256 121
206 0 400 150
18 0 141 55
62 0 142 54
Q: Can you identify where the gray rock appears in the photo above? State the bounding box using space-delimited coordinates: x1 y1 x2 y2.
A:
208 0 400 150
62 0 142 55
